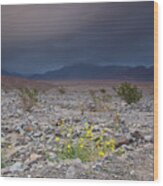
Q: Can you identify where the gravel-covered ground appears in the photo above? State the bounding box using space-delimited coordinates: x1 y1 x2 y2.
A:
1 79 154 180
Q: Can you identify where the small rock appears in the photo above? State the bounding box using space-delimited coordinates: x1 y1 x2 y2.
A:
33 132 42 138
15 126 24 134
130 170 135 176
93 162 102 171
121 127 129 134
115 132 122 137
24 125 33 133
121 144 134 151
66 159 83 179
16 109 23 116
144 135 153 143
25 153 41 165
92 125 100 132
120 118 125 125
28 115 34 121
126 133 133 140
131 130 144 140
9 162 23 172
47 152 57 161
66 165 76 179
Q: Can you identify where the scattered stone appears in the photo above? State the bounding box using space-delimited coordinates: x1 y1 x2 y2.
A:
1 85 154 180
28 115 34 121
47 152 57 161
131 130 144 140
16 109 23 116
121 144 134 151
66 159 83 179
33 132 43 138
9 162 24 172
25 153 42 165
130 170 135 176
144 135 153 143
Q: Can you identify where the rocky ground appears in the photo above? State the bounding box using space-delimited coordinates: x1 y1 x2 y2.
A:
1 79 154 180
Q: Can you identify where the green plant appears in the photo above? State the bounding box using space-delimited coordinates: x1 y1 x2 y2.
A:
58 141 94 162
100 88 106 94
1 151 9 169
19 88 38 111
113 82 142 104
58 87 66 94
54 120 117 162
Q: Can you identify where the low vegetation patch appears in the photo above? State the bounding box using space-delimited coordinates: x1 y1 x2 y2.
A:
58 87 66 94
100 88 106 94
113 82 142 104
19 88 38 111
54 120 116 162
89 90 112 112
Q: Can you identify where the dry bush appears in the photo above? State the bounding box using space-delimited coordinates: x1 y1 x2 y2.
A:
19 88 38 111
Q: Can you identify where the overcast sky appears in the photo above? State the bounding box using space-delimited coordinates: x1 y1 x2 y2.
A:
2 2 154 75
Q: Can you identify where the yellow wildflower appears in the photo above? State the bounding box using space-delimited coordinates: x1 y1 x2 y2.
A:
90 135 93 141
80 144 84 149
110 139 116 144
7 145 12 149
79 138 84 143
106 141 111 146
55 137 60 142
110 145 115 152
85 122 89 130
107 139 116 152
86 130 92 137
101 128 107 135
67 144 71 149
99 151 105 157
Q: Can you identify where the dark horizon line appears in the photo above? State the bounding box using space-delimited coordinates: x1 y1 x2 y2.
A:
2 63 154 76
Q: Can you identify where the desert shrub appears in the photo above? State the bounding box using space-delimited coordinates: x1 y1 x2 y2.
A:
113 82 142 104
100 88 106 94
19 88 38 111
89 90 111 112
58 87 66 94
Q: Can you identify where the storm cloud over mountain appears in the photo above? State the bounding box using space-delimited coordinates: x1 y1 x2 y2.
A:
1 2 154 75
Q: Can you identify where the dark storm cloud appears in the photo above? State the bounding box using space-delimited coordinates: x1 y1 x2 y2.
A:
1 2 154 74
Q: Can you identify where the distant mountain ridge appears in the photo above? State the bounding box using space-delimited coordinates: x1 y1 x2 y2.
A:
2 64 154 81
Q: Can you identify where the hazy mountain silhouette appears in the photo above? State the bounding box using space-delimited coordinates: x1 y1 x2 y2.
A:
2 69 24 77
2 64 154 81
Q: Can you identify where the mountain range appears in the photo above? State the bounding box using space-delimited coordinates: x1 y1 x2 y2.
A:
2 64 154 81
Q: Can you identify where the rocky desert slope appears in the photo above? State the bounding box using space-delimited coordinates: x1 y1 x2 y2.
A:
1 78 154 180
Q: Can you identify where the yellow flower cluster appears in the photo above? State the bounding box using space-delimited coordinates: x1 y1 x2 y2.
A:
105 139 116 152
55 137 60 142
79 138 84 149
67 144 71 152
54 119 117 162
85 124 93 140
99 151 105 157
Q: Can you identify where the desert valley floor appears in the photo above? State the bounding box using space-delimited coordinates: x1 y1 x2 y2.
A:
1 77 154 180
